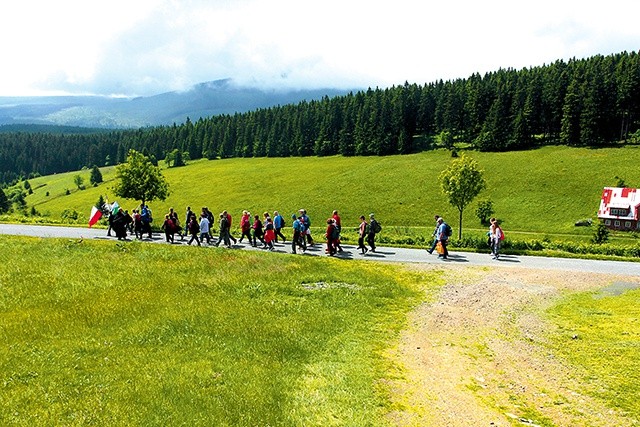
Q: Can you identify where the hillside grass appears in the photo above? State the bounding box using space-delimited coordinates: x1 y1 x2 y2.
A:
545 285 640 420
0 235 435 426
15 146 640 245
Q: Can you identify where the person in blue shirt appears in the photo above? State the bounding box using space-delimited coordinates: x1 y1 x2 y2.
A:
436 217 449 259
273 211 286 243
291 214 306 254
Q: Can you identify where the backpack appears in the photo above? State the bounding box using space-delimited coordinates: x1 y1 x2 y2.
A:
444 223 452 237
372 220 382 234
498 226 505 241
331 225 340 240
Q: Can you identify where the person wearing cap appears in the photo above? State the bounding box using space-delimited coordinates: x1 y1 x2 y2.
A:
367 213 379 252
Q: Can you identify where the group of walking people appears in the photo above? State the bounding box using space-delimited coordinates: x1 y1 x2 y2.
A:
426 214 504 260
106 204 384 256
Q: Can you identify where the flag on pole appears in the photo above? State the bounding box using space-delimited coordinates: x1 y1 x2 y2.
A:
111 201 120 215
89 206 102 228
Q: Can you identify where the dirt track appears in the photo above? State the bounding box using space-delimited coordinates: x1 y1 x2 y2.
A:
387 265 640 427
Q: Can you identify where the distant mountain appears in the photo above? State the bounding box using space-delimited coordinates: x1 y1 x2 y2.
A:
0 79 355 129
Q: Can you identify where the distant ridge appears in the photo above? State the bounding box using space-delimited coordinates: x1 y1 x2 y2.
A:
0 79 355 129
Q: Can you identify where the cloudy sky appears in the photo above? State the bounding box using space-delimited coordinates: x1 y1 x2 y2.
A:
2 0 639 97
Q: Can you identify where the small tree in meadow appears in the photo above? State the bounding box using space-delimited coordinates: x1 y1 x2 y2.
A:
475 200 494 225
90 165 103 186
592 221 610 244
73 174 85 190
439 153 486 239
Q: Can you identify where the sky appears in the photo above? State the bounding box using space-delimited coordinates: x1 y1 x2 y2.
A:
1 0 639 97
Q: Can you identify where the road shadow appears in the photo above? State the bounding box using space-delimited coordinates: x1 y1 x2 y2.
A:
438 254 469 263
496 255 520 263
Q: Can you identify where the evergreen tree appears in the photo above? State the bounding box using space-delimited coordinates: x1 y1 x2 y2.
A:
0 187 10 213
90 165 103 186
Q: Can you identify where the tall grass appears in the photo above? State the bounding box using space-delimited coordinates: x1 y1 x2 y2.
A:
0 236 433 426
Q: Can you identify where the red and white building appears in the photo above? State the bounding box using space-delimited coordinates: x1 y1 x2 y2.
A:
598 187 640 230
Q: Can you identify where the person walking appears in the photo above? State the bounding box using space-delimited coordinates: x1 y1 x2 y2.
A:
273 211 286 243
140 204 153 239
367 213 380 252
489 217 504 260
187 214 201 246
223 210 237 245
199 212 212 245
331 210 343 252
252 214 265 247
264 217 276 251
161 214 175 243
427 215 441 254
291 214 306 254
325 218 337 255
215 212 232 248
184 206 193 238
436 217 449 260
300 209 314 246
357 215 369 255
239 210 252 243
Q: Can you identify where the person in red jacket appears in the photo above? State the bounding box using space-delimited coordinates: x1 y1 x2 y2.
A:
223 210 237 245
239 210 252 243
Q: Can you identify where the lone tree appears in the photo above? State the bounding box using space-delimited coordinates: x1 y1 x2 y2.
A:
113 149 169 207
73 174 84 190
439 153 486 239
90 165 103 186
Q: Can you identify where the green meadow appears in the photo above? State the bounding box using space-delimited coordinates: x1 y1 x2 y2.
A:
18 146 640 243
545 284 640 420
1 236 639 425
0 235 433 426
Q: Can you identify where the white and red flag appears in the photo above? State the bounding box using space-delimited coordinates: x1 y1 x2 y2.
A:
88 206 102 228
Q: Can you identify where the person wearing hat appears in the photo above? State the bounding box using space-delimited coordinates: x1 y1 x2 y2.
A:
367 213 379 252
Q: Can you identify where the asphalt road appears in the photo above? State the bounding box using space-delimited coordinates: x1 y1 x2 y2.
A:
2 223 639 276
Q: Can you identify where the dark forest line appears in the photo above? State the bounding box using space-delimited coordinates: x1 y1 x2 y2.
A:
1 51 639 185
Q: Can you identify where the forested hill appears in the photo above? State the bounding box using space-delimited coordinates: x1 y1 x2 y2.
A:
1 51 639 185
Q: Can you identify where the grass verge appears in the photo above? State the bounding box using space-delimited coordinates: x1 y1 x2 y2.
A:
544 284 640 422
0 236 436 426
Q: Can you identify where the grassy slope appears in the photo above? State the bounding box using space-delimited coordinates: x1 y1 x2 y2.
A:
21 146 640 239
0 235 433 426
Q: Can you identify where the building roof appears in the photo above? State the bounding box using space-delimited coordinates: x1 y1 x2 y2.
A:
598 187 640 221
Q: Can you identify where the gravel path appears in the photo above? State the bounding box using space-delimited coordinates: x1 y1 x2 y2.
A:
2 223 639 276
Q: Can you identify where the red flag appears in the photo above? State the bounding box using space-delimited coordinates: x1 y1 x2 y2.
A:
89 206 102 228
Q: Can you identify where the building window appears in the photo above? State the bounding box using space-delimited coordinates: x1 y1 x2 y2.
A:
610 207 629 216
614 220 621 227
625 221 632 228
605 220 611 226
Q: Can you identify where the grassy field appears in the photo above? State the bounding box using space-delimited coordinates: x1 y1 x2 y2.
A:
545 284 640 420
11 145 640 245
0 236 435 426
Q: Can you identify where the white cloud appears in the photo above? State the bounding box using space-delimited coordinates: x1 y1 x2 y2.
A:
0 0 638 96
